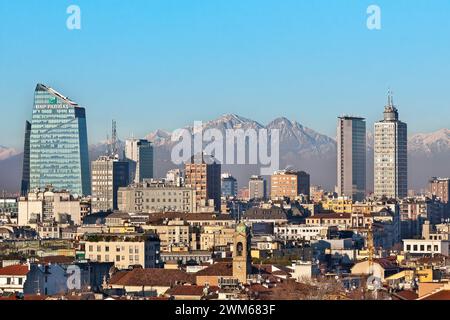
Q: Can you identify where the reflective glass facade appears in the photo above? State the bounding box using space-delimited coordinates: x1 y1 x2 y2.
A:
29 84 91 195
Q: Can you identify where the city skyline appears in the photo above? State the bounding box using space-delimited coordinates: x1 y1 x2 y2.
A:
2 1 450 148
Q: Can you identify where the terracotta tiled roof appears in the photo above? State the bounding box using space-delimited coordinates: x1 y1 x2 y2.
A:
109 268 195 287
421 290 450 300
195 262 233 277
0 264 29 276
392 290 419 300
38 256 75 265
309 213 351 219
374 258 398 270
166 285 219 296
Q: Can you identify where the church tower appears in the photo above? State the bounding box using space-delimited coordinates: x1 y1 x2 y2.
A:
232 222 251 284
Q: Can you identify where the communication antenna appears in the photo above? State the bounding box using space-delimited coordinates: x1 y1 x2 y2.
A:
111 120 118 157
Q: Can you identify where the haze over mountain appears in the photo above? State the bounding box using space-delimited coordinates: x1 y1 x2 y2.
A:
1 114 449 194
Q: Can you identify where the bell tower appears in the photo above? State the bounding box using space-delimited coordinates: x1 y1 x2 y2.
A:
232 222 251 284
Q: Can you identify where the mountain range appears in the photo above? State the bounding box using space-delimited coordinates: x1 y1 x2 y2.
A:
0 114 449 194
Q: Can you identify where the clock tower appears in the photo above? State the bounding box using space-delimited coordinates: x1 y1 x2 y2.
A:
232 222 251 284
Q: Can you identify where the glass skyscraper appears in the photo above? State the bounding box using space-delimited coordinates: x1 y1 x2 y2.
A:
27 84 91 195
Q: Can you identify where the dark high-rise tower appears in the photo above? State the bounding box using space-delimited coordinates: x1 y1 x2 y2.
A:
20 121 31 195
337 116 366 201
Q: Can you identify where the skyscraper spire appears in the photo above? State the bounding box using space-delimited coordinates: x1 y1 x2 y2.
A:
387 88 394 107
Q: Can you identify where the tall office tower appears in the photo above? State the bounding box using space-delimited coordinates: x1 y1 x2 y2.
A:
337 116 366 202
20 121 31 195
91 155 129 212
248 175 267 200
221 173 238 198
124 138 153 183
374 91 408 199
184 153 221 212
270 170 310 200
29 84 91 195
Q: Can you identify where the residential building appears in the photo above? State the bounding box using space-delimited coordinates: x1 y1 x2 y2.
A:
0 264 29 293
117 180 196 213
374 91 408 199
144 219 191 252
82 233 161 269
337 116 366 202
166 169 184 187
28 84 91 196
270 170 310 200
18 186 87 226
221 173 238 198
429 177 450 203
124 138 153 183
91 155 129 213
248 175 266 200
274 225 331 241
184 153 221 212
403 239 450 256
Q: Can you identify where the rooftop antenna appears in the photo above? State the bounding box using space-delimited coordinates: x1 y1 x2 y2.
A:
387 88 394 106
111 120 118 157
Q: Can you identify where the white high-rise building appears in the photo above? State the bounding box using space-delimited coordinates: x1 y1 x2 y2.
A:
374 92 408 199
337 116 366 202
124 138 154 183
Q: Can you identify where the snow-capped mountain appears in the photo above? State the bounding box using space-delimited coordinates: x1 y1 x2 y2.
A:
409 129 450 155
0 146 19 161
1 115 449 193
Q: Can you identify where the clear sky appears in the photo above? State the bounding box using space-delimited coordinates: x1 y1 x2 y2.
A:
1 0 450 149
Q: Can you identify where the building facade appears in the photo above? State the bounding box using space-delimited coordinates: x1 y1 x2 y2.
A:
83 233 161 269
221 173 238 198
429 177 450 204
18 187 88 226
124 138 153 183
117 181 196 213
337 116 366 202
20 121 31 195
270 170 310 200
28 84 91 196
248 175 267 200
91 156 129 213
184 154 221 212
374 92 408 199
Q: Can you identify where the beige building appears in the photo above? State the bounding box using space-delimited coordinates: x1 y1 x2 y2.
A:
270 170 310 200
185 154 221 212
429 177 450 204
374 93 408 199
82 233 160 270
91 155 129 213
143 219 191 252
18 187 89 226
200 225 235 251
118 181 196 213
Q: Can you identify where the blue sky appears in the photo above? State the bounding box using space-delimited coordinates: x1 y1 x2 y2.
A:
1 0 450 148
